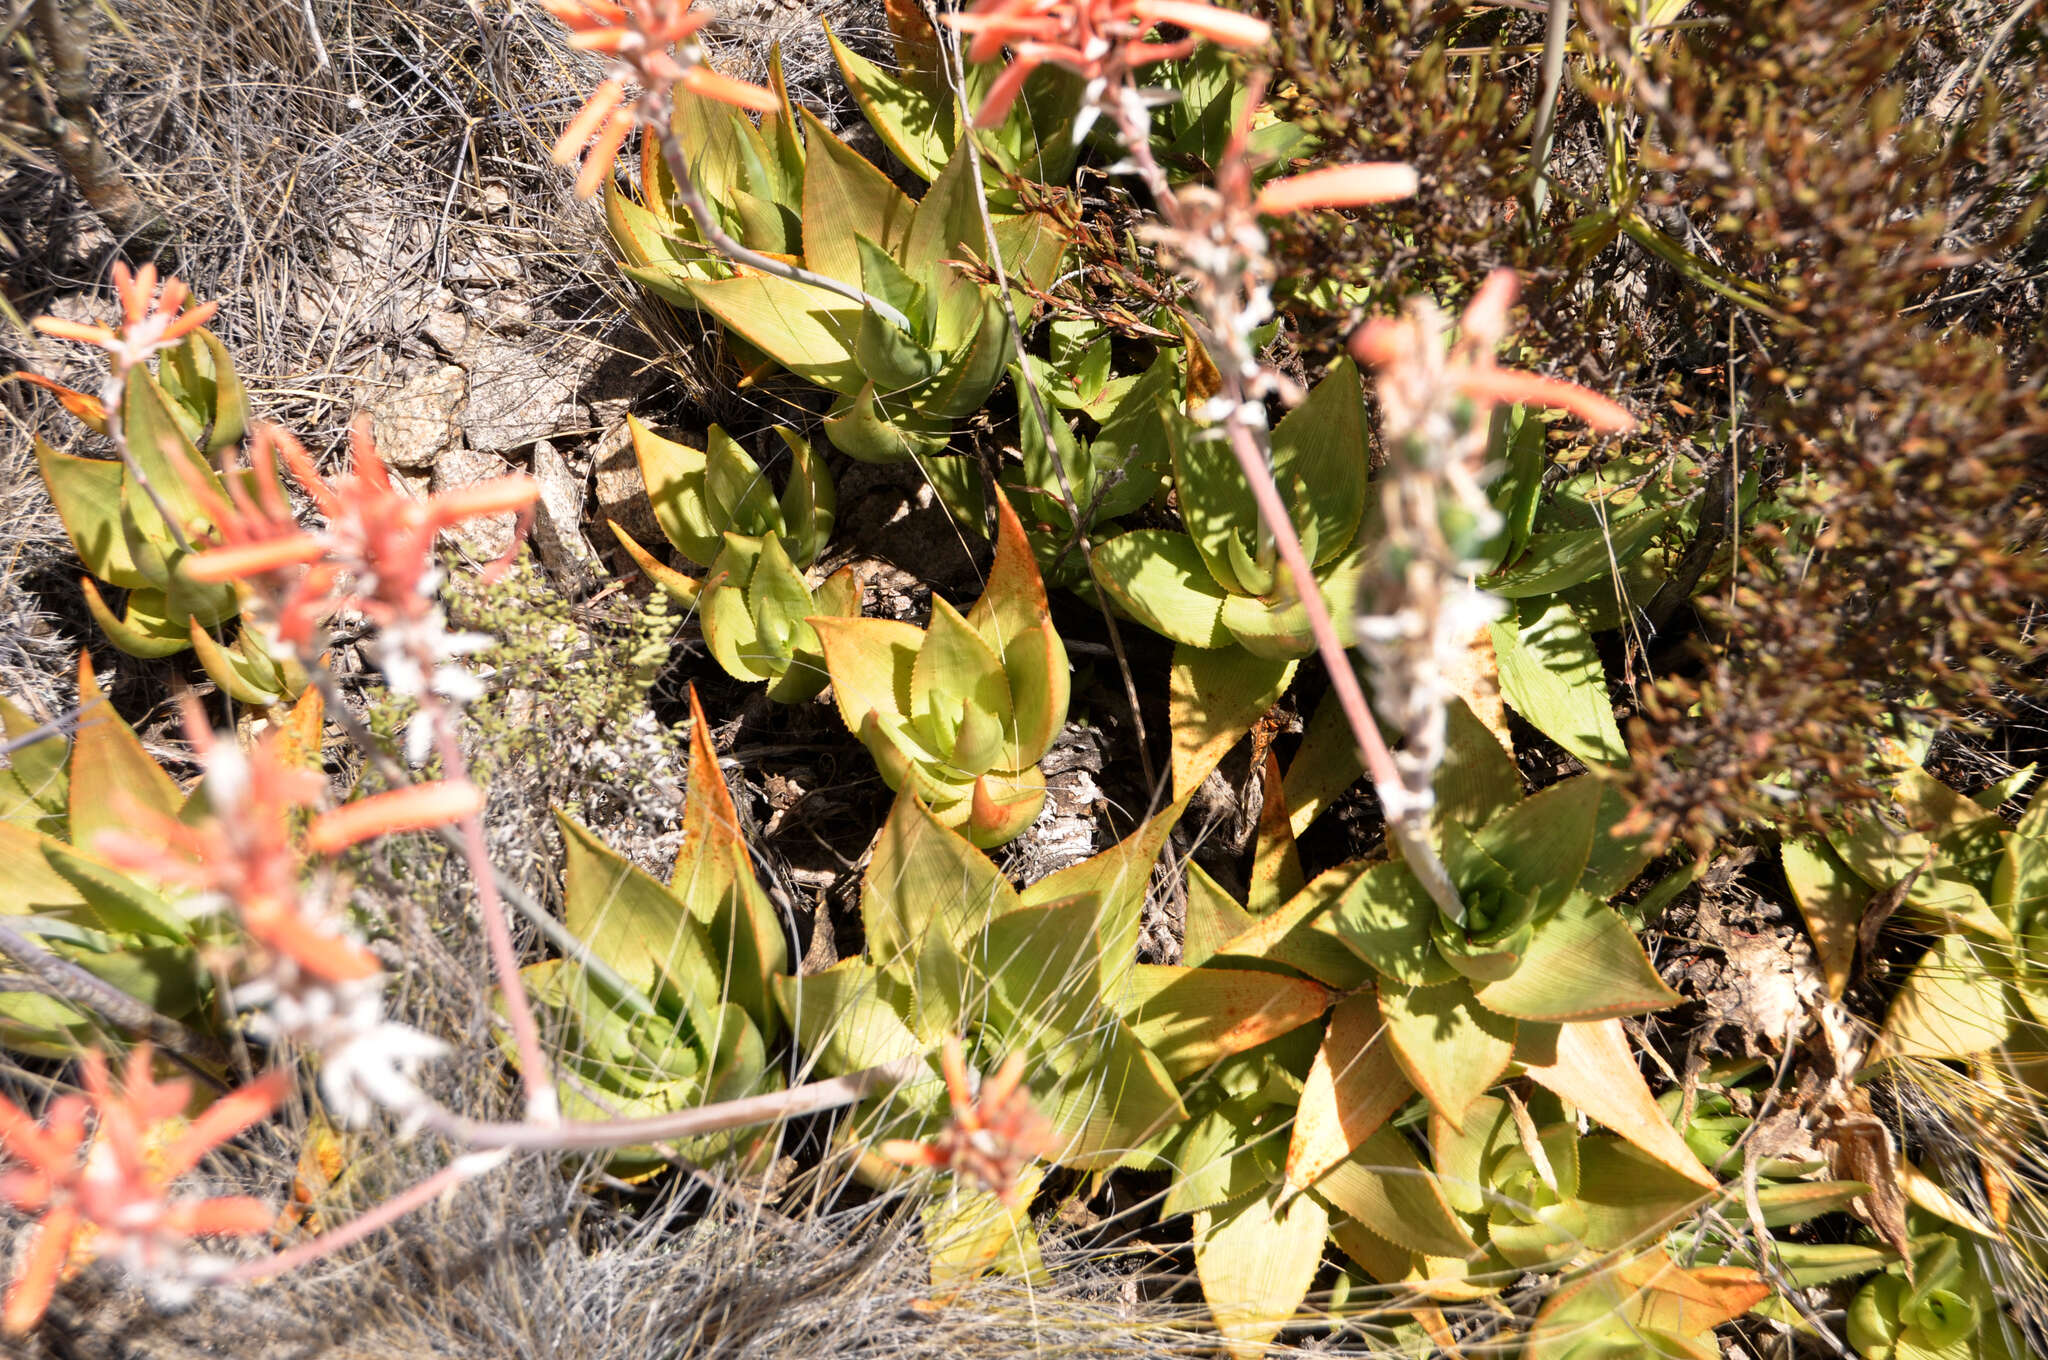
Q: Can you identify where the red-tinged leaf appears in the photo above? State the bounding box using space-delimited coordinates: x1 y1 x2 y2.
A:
10 371 108 432
967 767 1045 848
675 685 787 1032
1249 749 1304 915
1520 1018 1717 1189
1310 1124 1476 1259
70 652 182 853
1285 987 1411 1191
966 492 1055 653
1112 964 1330 1080
274 683 327 772
1378 980 1515 1124
812 615 923 737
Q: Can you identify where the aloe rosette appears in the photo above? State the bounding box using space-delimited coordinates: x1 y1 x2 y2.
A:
1092 356 1371 660
811 497 1069 847
23 330 305 705
610 417 857 702
605 58 1065 467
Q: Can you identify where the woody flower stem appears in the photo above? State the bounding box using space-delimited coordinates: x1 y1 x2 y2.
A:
220 1058 919 1284
1102 98 1468 924
431 713 557 1123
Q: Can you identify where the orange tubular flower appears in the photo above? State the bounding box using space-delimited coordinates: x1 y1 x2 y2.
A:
947 0 1271 128
305 781 485 857
543 0 775 200
0 1048 286 1335
878 1037 1052 1209
1254 162 1421 216
32 262 219 376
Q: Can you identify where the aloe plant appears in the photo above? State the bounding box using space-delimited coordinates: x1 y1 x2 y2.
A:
606 55 1066 467
610 418 857 701
1002 346 1179 590
811 496 1070 847
1091 356 1370 660
20 332 304 705
509 686 790 1175
1779 748 2046 1064
0 655 277 1058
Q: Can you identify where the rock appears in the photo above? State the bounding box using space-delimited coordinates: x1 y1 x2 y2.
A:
529 439 598 591
430 446 519 560
459 331 590 453
422 307 469 358
364 362 467 470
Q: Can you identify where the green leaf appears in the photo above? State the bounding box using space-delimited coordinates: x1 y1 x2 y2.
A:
814 614 922 732
703 425 780 540
1378 980 1516 1122
825 24 954 182
39 842 190 940
188 622 288 705
1213 865 1378 989
1329 860 1459 987
1473 893 1681 1020
119 365 218 535
978 894 1104 1051
1022 795 1186 987
1113 964 1330 1081
772 425 835 565
823 383 953 463
1034 1015 1185 1170
1170 402 1262 595
556 810 721 1015
81 580 191 659
1091 530 1232 648
1573 1136 1719 1250
0 695 67 815
1184 862 1259 967
700 541 775 685
1581 784 1656 901
925 1167 1049 1290
799 106 914 285
864 784 1022 973
37 440 148 588
1168 642 1297 802
911 597 1013 774
775 957 930 1075
1267 357 1369 568
1431 696 1524 834
1476 773 1603 916
1194 1187 1329 1359
1282 685 1361 841
1479 509 1675 598
1309 1124 1477 1258
685 273 863 394
1518 1018 1717 1189
1782 835 1864 1000
1490 598 1626 769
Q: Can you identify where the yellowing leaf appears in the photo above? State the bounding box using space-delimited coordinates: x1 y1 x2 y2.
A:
1194 1187 1329 1359
69 652 181 855
1113 963 1330 1080
1520 1018 1717 1189
1168 641 1296 802
1378 980 1515 1123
